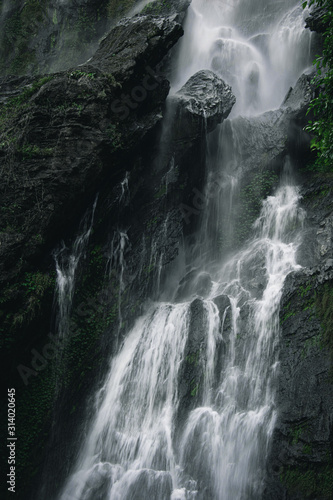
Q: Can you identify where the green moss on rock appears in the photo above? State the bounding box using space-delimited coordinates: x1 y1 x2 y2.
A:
280 463 333 499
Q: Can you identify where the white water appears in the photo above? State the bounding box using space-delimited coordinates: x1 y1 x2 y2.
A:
54 197 98 344
58 1 313 498
59 164 304 500
172 0 314 115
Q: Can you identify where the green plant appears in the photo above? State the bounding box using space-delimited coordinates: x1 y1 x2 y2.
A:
106 123 122 150
141 0 171 15
18 144 54 160
303 1 333 172
69 70 96 80
190 380 199 397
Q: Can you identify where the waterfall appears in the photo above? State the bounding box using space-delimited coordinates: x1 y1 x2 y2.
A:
53 196 98 357
57 1 314 498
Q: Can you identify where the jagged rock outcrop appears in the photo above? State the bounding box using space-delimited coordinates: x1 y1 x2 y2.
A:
227 72 315 177
0 14 183 290
305 6 329 34
83 14 184 80
141 0 191 23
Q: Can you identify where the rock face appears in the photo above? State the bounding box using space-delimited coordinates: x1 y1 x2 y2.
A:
176 296 232 428
85 15 184 80
264 174 333 500
1 2 332 500
229 72 315 176
305 6 329 34
0 1 192 76
265 269 333 500
141 0 192 23
0 0 111 75
0 13 182 290
0 10 186 500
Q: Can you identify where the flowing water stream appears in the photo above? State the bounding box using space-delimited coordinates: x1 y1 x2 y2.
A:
57 1 315 498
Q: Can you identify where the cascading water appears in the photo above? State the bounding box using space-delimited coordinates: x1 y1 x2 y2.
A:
53 197 98 347
57 1 315 498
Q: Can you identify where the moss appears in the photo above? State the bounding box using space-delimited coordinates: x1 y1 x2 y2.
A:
0 270 55 352
107 0 137 20
190 380 199 397
186 351 200 366
289 422 309 445
316 281 333 361
0 76 53 149
280 301 296 324
69 70 96 80
18 144 54 160
141 0 172 15
280 463 333 499
154 184 167 199
106 123 122 150
52 9 58 26
221 170 278 250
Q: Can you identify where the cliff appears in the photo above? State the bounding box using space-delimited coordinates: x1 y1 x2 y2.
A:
0 1 332 500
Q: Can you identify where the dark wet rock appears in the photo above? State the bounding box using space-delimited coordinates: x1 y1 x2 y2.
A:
168 70 236 148
281 72 316 122
0 13 184 289
84 15 184 81
176 298 208 426
0 13 189 499
305 6 328 34
213 294 232 380
297 175 333 270
177 295 232 427
231 72 315 176
140 0 192 24
265 268 333 499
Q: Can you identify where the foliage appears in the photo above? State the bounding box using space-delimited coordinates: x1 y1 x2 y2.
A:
303 0 333 171
141 0 172 15
18 144 54 159
69 70 96 80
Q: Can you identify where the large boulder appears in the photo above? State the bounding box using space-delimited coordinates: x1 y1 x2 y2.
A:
168 69 236 149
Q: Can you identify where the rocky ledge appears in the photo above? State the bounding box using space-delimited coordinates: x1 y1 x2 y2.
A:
0 14 183 291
